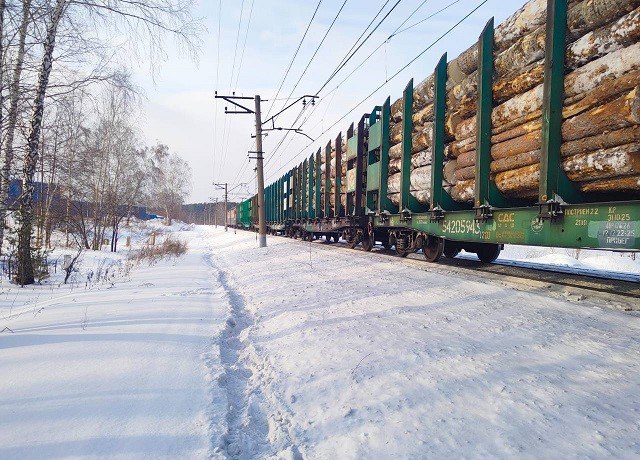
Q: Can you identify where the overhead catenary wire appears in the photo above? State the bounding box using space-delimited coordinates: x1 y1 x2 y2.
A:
265 0 488 183
317 0 397 94
315 0 407 95
265 0 435 175
272 0 350 124
219 0 247 174
233 0 256 89
264 0 323 120
212 0 222 184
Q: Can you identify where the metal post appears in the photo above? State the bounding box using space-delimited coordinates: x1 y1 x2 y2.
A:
255 95 267 247
224 183 228 231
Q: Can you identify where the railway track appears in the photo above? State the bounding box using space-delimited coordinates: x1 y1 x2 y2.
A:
283 235 640 311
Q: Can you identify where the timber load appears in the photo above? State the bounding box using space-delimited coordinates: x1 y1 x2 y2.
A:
386 0 640 205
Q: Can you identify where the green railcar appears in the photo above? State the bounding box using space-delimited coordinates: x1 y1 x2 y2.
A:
245 0 640 262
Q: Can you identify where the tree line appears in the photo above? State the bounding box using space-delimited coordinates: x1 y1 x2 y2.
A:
0 0 198 285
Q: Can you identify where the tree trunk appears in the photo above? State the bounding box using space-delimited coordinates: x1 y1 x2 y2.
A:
16 0 68 285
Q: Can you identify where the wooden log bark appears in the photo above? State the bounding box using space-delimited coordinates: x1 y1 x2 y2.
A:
495 164 540 194
454 165 476 181
443 159 458 185
388 189 431 206
563 143 640 180
579 174 640 192
389 142 402 159
560 125 640 157
561 86 640 142
451 179 475 202
390 121 433 147
491 149 541 174
455 43 640 141
456 150 475 169
387 165 432 194
462 94 640 170
494 143 640 194
456 0 548 76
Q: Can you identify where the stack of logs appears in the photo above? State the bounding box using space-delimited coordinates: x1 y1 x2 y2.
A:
386 0 640 205
319 139 347 213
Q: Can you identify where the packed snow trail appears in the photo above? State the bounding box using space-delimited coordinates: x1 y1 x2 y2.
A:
209 228 640 458
0 225 230 459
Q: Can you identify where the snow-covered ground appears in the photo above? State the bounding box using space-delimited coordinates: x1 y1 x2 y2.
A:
1 224 639 458
499 244 640 276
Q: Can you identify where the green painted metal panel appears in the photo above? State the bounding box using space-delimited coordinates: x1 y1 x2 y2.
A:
369 121 381 151
367 161 380 191
335 133 343 217
378 97 396 214
374 202 640 251
302 158 308 218
325 142 332 217
308 155 315 218
347 136 357 161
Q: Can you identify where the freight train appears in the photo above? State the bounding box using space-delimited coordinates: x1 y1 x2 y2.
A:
229 0 640 261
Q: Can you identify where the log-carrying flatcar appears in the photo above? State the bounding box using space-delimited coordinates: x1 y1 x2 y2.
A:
235 0 640 261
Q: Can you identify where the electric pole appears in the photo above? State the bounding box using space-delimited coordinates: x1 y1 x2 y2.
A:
214 92 317 248
214 183 229 231
214 198 218 228
254 95 266 247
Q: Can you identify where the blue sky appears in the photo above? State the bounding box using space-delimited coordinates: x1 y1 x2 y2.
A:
132 0 528 203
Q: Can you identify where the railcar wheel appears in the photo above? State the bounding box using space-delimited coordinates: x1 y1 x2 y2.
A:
423 236 444 262
443 241 460 258
333 234 340 243
395 236 409 257
307 232 314 242
476 243 501 263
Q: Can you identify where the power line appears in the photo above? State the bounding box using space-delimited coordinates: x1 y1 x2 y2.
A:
274 0 349 122
265 0 429 173
212 0 222 184
219 0 247 176
393 0 462 36
318 0 395 93
263 0 350 171
234 0 256 89
265 0 488 182
264 0 323 120
316 0 405 95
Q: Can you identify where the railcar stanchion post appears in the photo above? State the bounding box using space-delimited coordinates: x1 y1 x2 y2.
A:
538 0 583 218
400 79 428 215
302 158 308 220
315 148 322 218
355 115 366 217
308 154 314 218
430 53 468 218
378 98 395 215
335 133 343 218
474 18 511 221
325 142 332 218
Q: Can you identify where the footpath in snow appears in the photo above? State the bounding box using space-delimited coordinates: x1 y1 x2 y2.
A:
1 224 639 458
0 225 230 458
208 228 640 458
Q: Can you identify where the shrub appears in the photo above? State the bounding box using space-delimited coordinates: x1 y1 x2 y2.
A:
129 235 188 264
